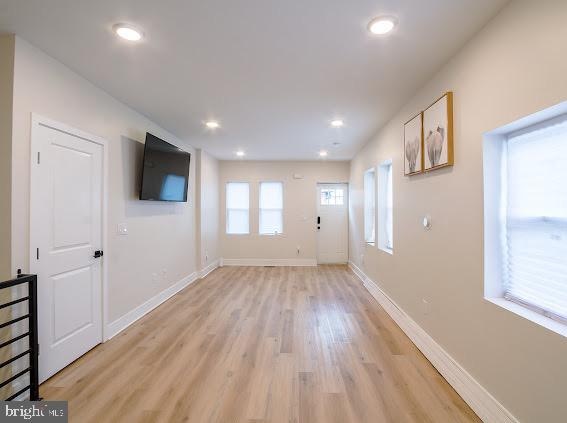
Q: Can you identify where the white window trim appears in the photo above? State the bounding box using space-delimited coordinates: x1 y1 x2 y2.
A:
259 181 284 236
377 159 393 255
483 101 567 338
225 181 250 235
363 167 376 245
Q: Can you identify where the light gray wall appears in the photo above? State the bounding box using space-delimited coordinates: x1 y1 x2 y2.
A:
11 37 197 322
0 35 14 281
220 160 349 261
195 149 220 270
0 34 15 397
349 1 567 422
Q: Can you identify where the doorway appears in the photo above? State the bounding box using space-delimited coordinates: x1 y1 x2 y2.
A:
30 116 106 382
316 183 348 264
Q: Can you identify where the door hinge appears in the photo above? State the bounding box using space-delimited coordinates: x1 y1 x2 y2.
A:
37 152 40 164
36 248 39 260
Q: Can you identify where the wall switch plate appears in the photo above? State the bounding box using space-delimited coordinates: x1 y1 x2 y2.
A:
117 223 128 235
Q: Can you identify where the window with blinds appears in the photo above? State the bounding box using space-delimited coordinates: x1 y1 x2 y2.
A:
503 116 567 323
226 182 250 234
259 182 283 235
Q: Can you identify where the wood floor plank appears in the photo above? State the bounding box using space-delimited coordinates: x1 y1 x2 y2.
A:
41 265 481 423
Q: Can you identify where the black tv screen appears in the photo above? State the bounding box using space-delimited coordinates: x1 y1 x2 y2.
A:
139 133 190 202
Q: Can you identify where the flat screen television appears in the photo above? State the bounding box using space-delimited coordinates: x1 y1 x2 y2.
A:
139 133 191 202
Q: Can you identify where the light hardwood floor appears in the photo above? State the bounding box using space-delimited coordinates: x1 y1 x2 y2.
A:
42 265 480 423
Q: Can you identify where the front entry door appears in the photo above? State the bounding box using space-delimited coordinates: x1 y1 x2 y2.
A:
30 118 104 382
317 183 348 263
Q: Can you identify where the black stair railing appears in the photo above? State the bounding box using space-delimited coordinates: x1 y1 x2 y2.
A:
0 272 39 401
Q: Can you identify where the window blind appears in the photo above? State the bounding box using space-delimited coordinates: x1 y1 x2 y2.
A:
226 182 249 234
504 116 567 323
259 182 283 234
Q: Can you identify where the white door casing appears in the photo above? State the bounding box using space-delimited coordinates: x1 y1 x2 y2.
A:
317 183 348 264
30 115 107 382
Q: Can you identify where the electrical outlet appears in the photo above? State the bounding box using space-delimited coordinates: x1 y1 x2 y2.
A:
152 272 158 283
422 298 431 315
161 269 168 280
117 223 128 235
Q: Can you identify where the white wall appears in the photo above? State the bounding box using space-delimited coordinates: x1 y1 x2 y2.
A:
11 37 197 322
195 149 220 271
0 35 14 280
220 160 349 263
349 1 567 422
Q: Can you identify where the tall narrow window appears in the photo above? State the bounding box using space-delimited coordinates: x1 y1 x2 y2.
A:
378 160 393 253
364 168 376 244
259 182 283 235
226 182 249 234
504 116 567 323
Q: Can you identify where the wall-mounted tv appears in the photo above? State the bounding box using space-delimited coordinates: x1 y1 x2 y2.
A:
139 133 191 202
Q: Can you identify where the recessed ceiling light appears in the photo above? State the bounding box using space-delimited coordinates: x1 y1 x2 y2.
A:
368 16 397 35
113 24 143 41
330 120 344 128
319 150 328 157
205 121 220 129
236 151 245 157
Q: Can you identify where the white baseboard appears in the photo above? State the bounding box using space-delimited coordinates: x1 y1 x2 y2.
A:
348 261 518 423
198 259 220 279
221 258 317 267
105 271 199 341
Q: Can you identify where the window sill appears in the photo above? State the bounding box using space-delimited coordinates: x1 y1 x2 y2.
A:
485 297 567 338
379 246 393 255
365 241 375 246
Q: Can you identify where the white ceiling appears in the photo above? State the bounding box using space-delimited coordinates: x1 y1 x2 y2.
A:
0 0 508 160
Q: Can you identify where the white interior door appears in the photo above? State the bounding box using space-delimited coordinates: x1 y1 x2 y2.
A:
30 118 104 382
317 183 348 263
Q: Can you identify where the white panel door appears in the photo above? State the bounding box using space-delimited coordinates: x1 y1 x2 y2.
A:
30 120 103 382
317 184 348 264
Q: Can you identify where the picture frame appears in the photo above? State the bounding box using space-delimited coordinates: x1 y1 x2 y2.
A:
423 91 453 171
403 112 423 175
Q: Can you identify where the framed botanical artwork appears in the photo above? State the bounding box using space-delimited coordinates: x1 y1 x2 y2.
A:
423 91 453 171
404 112 423 175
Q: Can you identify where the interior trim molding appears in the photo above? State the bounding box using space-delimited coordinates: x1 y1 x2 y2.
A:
348 261 519 423
105 271 199 341
199 259 220 279
221 258 317 267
